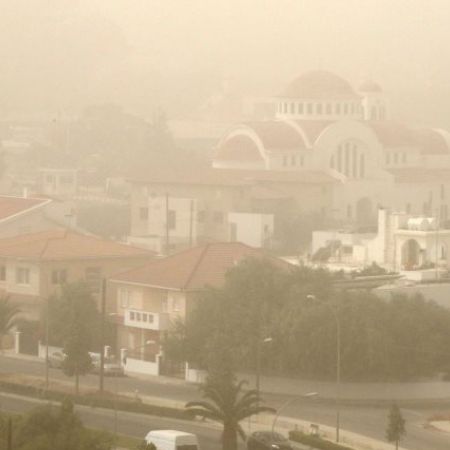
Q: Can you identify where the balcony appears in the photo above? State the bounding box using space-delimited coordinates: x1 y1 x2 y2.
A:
124 309 170 331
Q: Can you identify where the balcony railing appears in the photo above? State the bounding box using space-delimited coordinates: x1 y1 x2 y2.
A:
124 309 170 331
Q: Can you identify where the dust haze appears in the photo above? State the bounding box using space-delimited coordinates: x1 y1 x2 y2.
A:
1 0 450 126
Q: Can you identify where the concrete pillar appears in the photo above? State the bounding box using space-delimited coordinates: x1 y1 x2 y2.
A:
120 348 127 366
14 331 21 354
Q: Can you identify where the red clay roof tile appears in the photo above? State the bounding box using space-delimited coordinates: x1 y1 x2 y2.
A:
111 242 292 290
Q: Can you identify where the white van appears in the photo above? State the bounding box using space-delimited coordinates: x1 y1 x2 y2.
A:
144 430 199 450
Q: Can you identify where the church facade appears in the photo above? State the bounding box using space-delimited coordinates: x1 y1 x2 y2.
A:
213 70 450 226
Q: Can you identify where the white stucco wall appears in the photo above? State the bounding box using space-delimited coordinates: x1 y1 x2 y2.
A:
228 212 274 248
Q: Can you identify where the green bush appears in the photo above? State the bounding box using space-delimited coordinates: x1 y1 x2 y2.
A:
289 431 354 450
0 379 190 421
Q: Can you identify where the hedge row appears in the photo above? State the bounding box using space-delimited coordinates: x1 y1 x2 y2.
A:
289 431 355 450
0 379 191 421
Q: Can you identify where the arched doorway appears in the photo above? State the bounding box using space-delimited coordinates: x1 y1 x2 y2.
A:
356 197 373 227
401 239 421 270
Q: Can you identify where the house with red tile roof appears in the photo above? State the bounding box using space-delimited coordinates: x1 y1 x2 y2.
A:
0 229 155 320
108 242 292 376
0 194 82 238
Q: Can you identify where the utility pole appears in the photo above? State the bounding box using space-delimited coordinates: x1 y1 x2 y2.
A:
45 296 49 392
165 192 170 255
189 199 194 248
7 417 12 450
99 278 106 393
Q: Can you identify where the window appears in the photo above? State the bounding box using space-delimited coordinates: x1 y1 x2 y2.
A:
335 103 341 115
283 102 288 113
350 103 355 114
120 289 132 308
344 145 350 176
441 185 446 199
130 311 135 321
51 269 67 285
359 154 365 177
316 103 323 115
352 146 357 178
371 106 377 120
282 155 288 167
214 211 224 223
380 106 386 120
337 145 342 172
85 267 102 294
307 103 313 114
300 155 305 166
298 103 304 114
167 210 176 230
16 268 30 285
402 153 406 164
330 155 335 169
326 103 332 115
139 208 149 220
394 153 398 164
406 203 411 214
290 103 295 114
386 153 390 164
46 174 54 183
343 103 348 114
347 205 352 218
173 296 181 312
291 155 296 166
0 266 5 281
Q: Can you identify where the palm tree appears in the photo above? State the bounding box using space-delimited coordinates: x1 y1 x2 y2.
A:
0 296 21 350
186 375 275 450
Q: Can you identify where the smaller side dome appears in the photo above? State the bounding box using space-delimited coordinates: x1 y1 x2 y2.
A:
359 80 382 94
215 135 263 161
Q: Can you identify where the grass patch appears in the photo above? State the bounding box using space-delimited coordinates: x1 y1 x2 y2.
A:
289 431 355 450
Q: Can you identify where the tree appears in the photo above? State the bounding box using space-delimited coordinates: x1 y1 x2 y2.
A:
49 282 99 395
11 398 113 450
185 373 275 450
386 402 406 450
0 296 20 350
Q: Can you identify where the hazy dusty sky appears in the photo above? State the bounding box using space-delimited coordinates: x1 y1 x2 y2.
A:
1 0 450 125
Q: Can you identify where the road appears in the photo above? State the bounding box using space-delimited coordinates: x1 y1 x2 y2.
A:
0 392 225 450
1 355 450 450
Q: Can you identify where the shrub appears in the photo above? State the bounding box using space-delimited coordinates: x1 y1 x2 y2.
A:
289 431 354 450
0 379 190 421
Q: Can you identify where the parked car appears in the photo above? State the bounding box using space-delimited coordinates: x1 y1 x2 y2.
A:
47 351 66 369
90 355 125 376
247 431 292 450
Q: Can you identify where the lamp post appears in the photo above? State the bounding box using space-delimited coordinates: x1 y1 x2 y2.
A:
256 337 273 399
307 294 341 443
271 392 318 437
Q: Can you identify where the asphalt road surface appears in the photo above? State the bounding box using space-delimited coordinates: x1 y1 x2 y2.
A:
1 355 450 450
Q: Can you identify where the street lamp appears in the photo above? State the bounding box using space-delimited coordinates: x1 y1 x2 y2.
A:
306 294 341 443
256 336 273 398
271 391 318 437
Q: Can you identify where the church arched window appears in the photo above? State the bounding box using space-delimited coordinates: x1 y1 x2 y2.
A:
360 153 365 177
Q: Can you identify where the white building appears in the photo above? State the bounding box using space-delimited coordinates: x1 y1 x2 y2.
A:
312 208 450 277
213 70 450 226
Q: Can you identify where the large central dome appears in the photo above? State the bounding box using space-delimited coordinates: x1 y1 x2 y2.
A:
280 70 359 100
